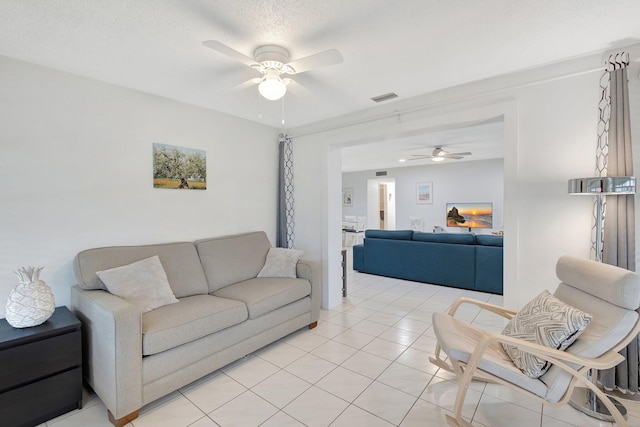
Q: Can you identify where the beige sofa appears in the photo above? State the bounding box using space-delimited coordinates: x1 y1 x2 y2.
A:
70 231 321 426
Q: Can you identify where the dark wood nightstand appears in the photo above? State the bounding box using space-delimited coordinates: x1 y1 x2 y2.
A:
0 306 82 427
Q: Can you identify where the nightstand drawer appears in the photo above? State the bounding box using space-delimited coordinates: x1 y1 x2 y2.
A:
0 330 81 392
0 367 82 427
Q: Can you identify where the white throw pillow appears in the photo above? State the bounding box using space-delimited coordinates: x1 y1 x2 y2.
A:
502 290 592 378
257 248 304 278
96 255 179 313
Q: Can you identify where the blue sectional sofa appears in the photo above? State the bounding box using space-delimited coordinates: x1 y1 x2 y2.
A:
352 230 503 294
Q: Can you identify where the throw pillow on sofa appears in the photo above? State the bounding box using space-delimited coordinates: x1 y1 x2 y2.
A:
96 255 179 313
257 248 303 278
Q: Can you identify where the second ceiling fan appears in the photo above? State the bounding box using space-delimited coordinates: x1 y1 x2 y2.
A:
410 146 472 162
203 40 343 100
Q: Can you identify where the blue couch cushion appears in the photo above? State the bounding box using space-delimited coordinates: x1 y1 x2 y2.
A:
362 238 476 290
413 232 475 245
365 230 414 240
475 234 504 247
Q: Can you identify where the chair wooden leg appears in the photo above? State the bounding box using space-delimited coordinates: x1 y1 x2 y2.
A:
309 321 318 329
108 409 139 426
448 358 481 426
446 414 474 426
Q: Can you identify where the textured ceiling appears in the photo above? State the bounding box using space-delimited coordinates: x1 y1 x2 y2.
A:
1 1 639 170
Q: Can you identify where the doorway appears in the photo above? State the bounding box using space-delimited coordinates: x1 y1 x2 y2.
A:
367 178 396 230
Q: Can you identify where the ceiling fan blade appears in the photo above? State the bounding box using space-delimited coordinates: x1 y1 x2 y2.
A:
226 78 259 93
284 49 343 74
285 79 312 97
408 156 432 161
447 152 472 156
202 40 258 67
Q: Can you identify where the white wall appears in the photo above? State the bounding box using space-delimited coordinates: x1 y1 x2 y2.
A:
290 45 640 310
343 158 504 233
0 56 280 318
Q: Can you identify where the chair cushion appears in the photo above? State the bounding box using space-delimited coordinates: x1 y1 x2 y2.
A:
502 290 592 378
96 255 179 313
213 277 311 319
556 255 640 310
432 312 548 399
541 283 640 402
141 294 248 356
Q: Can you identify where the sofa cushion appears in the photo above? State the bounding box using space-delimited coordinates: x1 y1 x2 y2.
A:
365 230 413 240
412 232 475 244
196 231 272 292
96 255 179 313
75 241 209 298
212 277 311 319
257 248 304 278
475 235 504 247
141 294 248 356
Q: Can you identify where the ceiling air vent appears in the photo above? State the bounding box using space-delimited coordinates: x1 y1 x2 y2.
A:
376 171 387 176
371 92 398 103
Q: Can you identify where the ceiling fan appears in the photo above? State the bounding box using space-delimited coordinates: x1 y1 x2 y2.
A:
202 40 343 101
409 146 472 162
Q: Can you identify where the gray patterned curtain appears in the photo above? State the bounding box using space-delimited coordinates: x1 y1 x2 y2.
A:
277 134 295 249
597 53 638 393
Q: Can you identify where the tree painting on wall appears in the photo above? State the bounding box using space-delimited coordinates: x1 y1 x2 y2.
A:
153 143 207 190
416 182 433 204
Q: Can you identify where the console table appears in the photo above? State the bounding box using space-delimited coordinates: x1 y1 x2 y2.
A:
0 306 82 427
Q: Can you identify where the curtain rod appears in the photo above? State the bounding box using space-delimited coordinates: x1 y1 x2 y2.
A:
288 58 639 139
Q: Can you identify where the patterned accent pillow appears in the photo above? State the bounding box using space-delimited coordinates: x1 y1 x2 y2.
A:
502 290 592 378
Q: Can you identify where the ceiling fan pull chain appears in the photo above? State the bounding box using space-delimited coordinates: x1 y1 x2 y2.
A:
281 96 286 125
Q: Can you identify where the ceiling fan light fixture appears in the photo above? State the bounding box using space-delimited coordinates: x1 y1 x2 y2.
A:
432 157 445 162
258 76 287 101
433 147 447 157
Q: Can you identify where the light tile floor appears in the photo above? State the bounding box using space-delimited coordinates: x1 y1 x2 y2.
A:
44 267 640 427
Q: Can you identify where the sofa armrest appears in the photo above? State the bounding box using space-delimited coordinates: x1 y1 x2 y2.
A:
296 260 322 323
70 285 143 419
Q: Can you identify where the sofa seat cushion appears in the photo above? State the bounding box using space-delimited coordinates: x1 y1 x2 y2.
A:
212 277 311 319
142 294 248 356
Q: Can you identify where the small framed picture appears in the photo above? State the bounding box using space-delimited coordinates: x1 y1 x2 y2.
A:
342 187 353 207
416 182 433 204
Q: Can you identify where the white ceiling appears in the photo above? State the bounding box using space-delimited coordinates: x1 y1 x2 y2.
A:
1 1 639 170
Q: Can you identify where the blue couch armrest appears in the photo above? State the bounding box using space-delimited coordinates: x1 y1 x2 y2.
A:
353 244 365 271
475 245 503 294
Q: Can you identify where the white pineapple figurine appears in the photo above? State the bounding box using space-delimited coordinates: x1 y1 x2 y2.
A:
5 266 55 328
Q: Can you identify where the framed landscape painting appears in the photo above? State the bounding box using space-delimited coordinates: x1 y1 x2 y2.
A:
416 182 433 204
153 143 207 190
